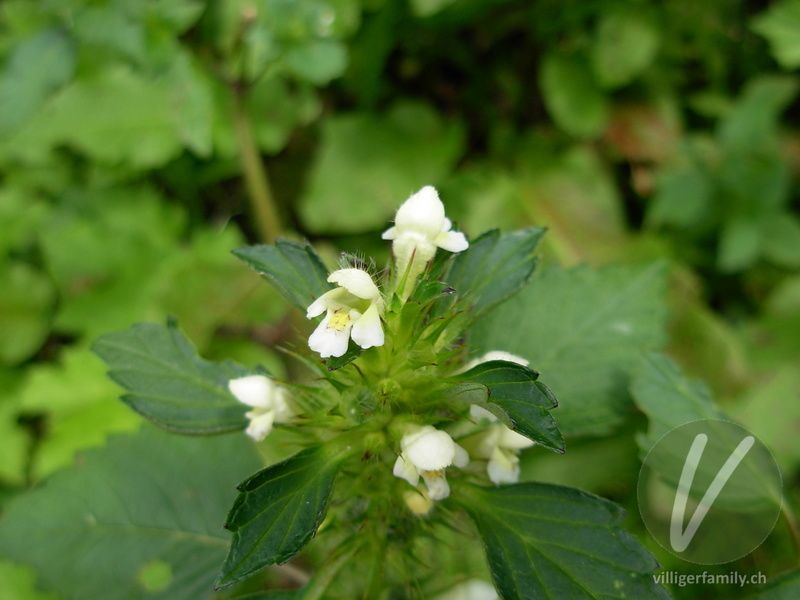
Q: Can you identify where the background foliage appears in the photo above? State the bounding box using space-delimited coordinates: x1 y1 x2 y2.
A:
1 0 799 598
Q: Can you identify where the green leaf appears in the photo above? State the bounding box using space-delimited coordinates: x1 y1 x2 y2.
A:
591 9 660 89
0 28 75 134
752 0 800 70
761 212 800 268
440 227 545 318
0 426 262 600
233 240 332 313
0 260 55 365
217 444 348 588
298 101 464 233
0 561 62 600
91 321 252 434
754 568 800 599
457 483 670 600
472 262 668 437
284 40 347 85
539 53 609 138
453 361 564 453
630 353 725 449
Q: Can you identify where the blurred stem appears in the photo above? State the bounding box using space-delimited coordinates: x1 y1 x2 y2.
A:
232 88 280 243
301 541 360 600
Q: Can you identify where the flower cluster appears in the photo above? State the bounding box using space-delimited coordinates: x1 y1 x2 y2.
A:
227 186 539 504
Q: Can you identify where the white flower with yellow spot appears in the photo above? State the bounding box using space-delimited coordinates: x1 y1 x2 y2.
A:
228 375 293 442
306 268 385 358
382 186 468 281
433 579 499 600
393 425 469 501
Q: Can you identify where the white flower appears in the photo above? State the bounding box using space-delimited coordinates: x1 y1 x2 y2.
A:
433 580 499 600
228 375 293 442
393 425 469 501
382 186 468 277
306 268 385 358
470 404 534 484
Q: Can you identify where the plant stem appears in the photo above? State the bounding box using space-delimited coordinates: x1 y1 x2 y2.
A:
232 89 280 243
300 542 359 600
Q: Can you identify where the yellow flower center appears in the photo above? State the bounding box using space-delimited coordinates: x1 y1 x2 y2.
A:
328 309 351 332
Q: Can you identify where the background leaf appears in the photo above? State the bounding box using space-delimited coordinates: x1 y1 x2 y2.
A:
457 483 671 600
0 426 263 600
471 262 668 437
92 321 251 434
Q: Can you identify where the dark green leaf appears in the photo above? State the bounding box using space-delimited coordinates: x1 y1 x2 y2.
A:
91 321 251 434
457 483 671 600
471 262 668 437
441 381 490 405
0 426 262 600
440 227 545 318
453 361 564 453
218 444 349 588
233 240 332 312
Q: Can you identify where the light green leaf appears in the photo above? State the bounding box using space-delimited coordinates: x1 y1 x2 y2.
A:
0 561 63 600
217 444 349 588
539 53 609 138
0 426 262 600
591 9 660 89
456 483 671 600
299 102 464 233
284 40 347 85
4 67 182 169
0 28 75 134
452 361 564 453
472 262 668 437
440 227 545 318
18 346 141 480
91 321 252 434
0 261 55 365
753 568 800 599
630 353 724 448
717 217 761 272
761 212 800 268
233 240 332 312
752 0 800 70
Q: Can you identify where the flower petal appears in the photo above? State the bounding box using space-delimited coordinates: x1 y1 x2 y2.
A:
394 186 446 238
381 226 398 240
308 313 353 358
453 443 470 469
435 230 469 253
350 303 385 350
421 471 451 501
487 448 520 485
328 268 381 301
393 454 420 486
228 375 273 408
497 427 535 450
404 427 456 471
244 409 276 442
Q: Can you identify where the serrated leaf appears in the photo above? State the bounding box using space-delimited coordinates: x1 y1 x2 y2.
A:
457 483 670 600
439 228 545 319
92 321 251 434
472 262 668 437
233 240 332 312
452 361 564 453
218 444 349 588
0 426 262 600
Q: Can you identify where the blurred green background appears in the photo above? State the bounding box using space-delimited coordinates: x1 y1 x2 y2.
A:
1 0 799 598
